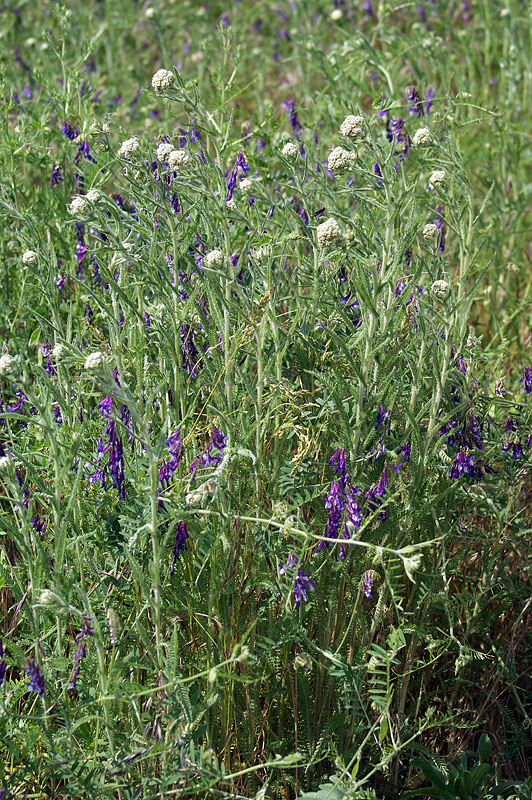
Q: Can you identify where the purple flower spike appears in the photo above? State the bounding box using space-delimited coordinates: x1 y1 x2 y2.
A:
159 428 184 491
519 365 532 394
0 639 6 687
50 162 63 188
170 521 188 575
68 614 94 690
279 553 315 607
23 657 45 698
319 480 345 552
362 571 374 598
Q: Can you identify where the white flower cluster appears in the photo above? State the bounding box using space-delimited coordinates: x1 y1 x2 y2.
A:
239 178 254 195
117 136 140 159
69 196 88 216
0 353 15 375
412 127 432 147
328 146 356 175
167 149 191 171
253 245 272 264
86 189 100 203
84 351 106 370
22 250 38 265
204 249 224 268
431 279 450 301
52 344 64 359
0 455 11 471
339 114 365 140
429 170 447 189
156 141 174 161
422 223 438 241
151 68 174 94
281 141 299 160
317 217 344 248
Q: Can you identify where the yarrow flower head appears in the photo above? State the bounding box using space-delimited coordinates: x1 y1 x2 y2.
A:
69 196 88 216
422 223 439 241
339 114 365 140
431 279 451 302
152 68 174 93
279 553 315 607
281 141 299 160
317 217 344 248
117 136 140 159
84 351 106 370
327 147 356 175
204 249 224 268
85 189 100 203
429 169 447 189
412 127 431 147
22 250 38 265
157 141 174 161
0 353 15 376
167 149 191 171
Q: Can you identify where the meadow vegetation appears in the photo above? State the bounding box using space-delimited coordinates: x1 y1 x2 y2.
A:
0 1 532 797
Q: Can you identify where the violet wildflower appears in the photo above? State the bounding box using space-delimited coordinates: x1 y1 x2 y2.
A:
181 324 201 377
362 571 374 598
189 425 228 480
328 447 348 487
283 99 303 139
170 521 188 575
159 428 184 491
434 204 445 252
226 151 250 201
57 272 66 291
74 140 96 164
425 87 436 115
405 85 424 118
279 553 315 607
23 657 45 698
519 365 532 394
449 448 480 479
31 516 46 537
50 162 63 188
61 120 80 141
0 639 6 687
68 614 94 690
374 163 384 187
319 480 345 552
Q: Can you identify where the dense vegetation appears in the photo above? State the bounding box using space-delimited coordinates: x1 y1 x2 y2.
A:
0 1 532 797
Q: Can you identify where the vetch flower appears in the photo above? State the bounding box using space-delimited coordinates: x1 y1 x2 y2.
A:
317 217 343 248
318 480 345 552
170 521 188 575
519 365 532 395
152 68 174 93
23 657 45 698
0 639 6 687
340 114 365 140
279 554 315 607
159 428 184 490
68 614 94 690
50 162 63 188
362 571 374 598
